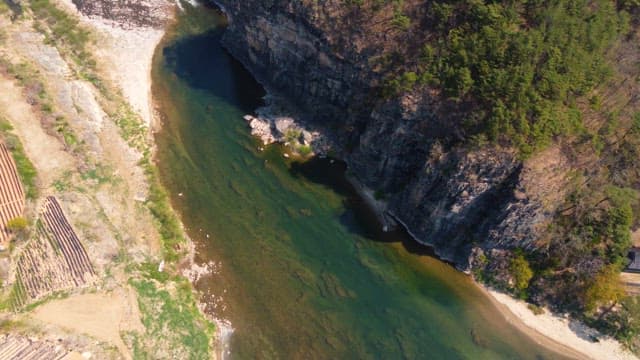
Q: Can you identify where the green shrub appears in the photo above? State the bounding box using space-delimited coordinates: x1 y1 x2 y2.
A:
527 303 545 315
297 144 312 156
0 118 38 199
129 278 215 358
391 12 410 30
584 266 625 312
509 252 533 294
284 128 302 144
5 217 27 231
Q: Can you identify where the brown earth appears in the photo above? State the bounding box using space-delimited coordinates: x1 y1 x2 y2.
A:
0 6 165 358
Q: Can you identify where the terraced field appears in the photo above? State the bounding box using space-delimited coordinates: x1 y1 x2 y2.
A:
13 196 95 307
0 334 69 360
0 142 25 246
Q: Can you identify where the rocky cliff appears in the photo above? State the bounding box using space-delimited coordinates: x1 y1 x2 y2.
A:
214 0 571 268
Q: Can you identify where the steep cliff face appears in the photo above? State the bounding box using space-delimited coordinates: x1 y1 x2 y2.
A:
215 0 570 267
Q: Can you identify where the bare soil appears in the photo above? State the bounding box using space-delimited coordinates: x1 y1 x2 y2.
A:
30 288 144 359
0 7 165 357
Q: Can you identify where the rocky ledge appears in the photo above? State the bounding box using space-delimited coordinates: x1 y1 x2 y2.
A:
242 95 331 159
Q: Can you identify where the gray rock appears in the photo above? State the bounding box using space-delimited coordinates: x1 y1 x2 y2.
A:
71 0 174 29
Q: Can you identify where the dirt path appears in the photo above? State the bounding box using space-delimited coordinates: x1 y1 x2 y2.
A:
30 288 144 359
621 272 640 296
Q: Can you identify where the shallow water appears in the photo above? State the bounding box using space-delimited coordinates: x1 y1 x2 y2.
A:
153 4 570 359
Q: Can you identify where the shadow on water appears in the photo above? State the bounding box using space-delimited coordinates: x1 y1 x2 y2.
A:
161 12 439 261
289 156 440 259
163 28 265 112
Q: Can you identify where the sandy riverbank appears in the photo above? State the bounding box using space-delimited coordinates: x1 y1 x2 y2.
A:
59 2 234 358
483 287 637 360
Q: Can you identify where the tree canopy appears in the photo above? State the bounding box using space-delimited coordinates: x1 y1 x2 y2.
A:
382 0 630 155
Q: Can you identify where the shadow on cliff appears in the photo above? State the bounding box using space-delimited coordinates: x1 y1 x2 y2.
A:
289 157 439 259
162 28 265 113
2 0 22 18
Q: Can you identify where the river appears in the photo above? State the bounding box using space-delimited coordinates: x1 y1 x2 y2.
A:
152 3 569 359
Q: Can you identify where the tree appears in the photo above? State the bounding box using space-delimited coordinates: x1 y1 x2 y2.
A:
510 252 533 294
604 186 638 264
392 12 411 30
620 0 640 11
584 266 625 312
443 66 473 99
615 296 640 348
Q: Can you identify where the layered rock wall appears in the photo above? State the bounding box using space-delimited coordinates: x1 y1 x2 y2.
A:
216 0 570 267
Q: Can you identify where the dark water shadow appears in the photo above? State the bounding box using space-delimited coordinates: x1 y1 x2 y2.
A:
162 13 440 261
162 28 265 113
289 157 440 259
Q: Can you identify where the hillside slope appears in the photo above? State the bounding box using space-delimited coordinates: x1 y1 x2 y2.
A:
0 1 217 358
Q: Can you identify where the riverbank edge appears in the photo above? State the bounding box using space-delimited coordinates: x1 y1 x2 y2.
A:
482 286 637 360
55 0 226 357
147 11 234 360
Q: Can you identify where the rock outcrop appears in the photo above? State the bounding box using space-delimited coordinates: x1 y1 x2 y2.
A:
71 0 173 28
215 0 570 267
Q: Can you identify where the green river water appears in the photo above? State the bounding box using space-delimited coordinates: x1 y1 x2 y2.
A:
152 4 570 359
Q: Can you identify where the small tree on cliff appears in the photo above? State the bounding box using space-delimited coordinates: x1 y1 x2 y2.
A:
584 265 625 314
510 252 533 297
